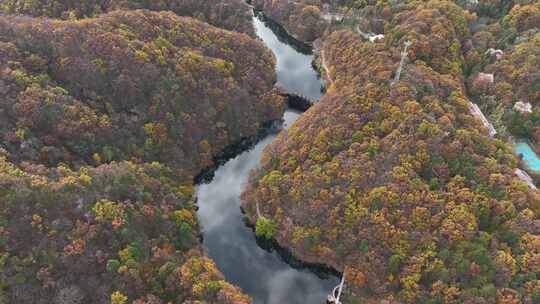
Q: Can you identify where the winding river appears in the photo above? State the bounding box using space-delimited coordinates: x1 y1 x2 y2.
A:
195 12 336 304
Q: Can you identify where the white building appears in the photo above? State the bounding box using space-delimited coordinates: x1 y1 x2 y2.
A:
485 48 504 60
368 34 384 43
477 72 494 84
514 101 533 114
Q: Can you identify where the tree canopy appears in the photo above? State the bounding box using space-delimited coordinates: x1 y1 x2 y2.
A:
242 1 540 303
0 6 284 304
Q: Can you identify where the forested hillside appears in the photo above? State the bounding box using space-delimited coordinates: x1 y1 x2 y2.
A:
242 1 540 302
0 10 283 176
0 156 250 303
252 0 328 43
4 0 540 303
253 0 540 156
466 0 540 153
0 0 255 35
0 5 282 304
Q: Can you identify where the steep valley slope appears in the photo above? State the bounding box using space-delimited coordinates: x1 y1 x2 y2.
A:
242 1 540 303
0 7 283 304
0 0 256 36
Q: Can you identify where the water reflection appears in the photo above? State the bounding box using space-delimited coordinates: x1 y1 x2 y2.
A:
254 14 323 101
197 110 337 304
196 13 337 304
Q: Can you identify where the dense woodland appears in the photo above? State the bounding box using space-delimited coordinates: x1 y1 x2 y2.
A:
243 0 540 303
0 0 256 35
0 3 284 303
252 0 329 43
3 0 540 303
1 157 250 303
255 0 540 151
473 0 540 150
0 10 283 176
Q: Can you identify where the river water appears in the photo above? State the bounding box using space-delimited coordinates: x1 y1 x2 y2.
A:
254 13 323 101
195 12 335 304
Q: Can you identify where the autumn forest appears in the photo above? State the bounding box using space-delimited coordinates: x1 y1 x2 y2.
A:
2 0 540 303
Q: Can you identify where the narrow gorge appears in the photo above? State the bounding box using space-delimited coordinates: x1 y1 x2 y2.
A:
196 11 339 304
